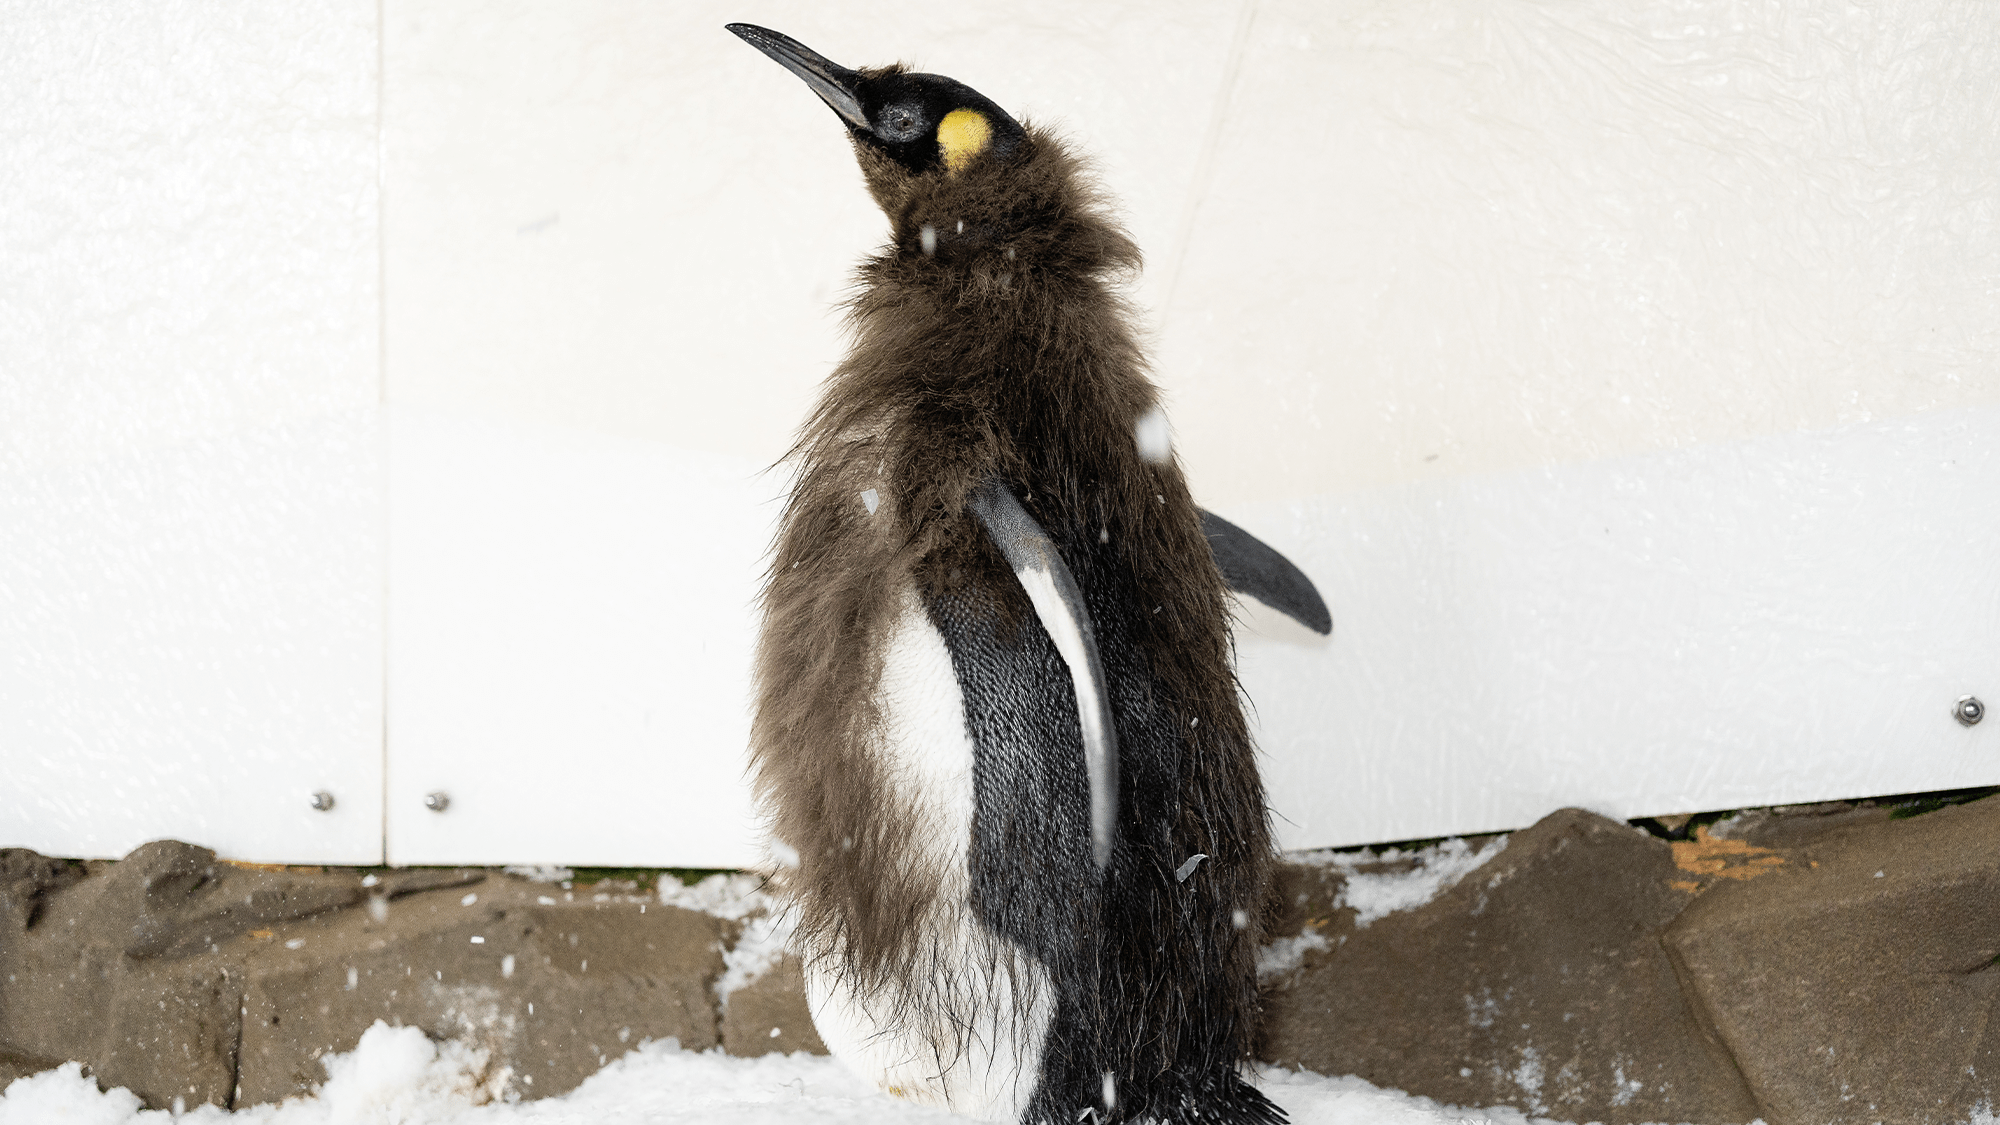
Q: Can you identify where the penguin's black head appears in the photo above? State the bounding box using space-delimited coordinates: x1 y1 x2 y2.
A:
727 23 1026 181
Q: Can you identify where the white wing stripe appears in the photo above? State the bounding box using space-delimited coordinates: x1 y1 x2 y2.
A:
965 479 1119 871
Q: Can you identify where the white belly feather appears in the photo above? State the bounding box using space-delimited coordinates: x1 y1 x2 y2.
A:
801 585 1054 1123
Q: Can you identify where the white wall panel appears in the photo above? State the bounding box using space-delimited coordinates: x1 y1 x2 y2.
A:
7 0 1995 866
1157 0 2000 505
1 2 384 862
1155 0 2000 845
387 411 769 867
1238 407 2000 850
0 416 385 863
380 0 1243 866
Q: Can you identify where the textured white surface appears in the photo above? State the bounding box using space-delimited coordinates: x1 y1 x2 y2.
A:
1240 406 2000 848
0 2 383 862
387 410 767 867
0 415 384 862
1 2 382 468
377 0 1242 867
5 0 1997 863
382 0 1241 464
1160 0 2000 505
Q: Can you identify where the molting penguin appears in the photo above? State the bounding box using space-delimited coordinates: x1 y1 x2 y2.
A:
731 23 1329 1125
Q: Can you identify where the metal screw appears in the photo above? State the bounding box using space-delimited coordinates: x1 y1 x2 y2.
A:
1956 696 1985 727
425 791 451 813
310 790 335 812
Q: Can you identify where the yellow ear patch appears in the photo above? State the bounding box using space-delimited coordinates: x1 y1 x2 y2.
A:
937 108 992 174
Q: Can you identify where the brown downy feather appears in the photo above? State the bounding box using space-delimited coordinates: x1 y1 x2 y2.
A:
751 105 1275 1102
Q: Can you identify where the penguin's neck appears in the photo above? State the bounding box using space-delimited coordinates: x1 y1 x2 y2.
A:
873 128 1140 280
822 128 1154 543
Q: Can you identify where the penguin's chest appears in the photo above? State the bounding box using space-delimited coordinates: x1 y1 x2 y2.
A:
804 582 1060 1120
871 584 980 859
868 575 1097 886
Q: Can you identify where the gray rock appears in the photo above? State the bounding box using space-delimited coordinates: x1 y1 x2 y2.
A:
721 953 827 1058
0 848 84 933
0 908 129 1074
233 881 728 1105
1707 802 1896 850
30 804 1992 1123
1664 794 2000 1125
0 844 728 1110
90 840 363 960
0 845 253 1108
0 1047 68 1090
371 867 486 900
93 961 243 1110
1260 808 1762 1124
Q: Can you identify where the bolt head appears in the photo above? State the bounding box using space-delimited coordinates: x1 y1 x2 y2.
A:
425 791 451 812
310 790 335 812
1956 696 1985 727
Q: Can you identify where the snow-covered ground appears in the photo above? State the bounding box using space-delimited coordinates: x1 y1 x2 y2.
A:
0 1020 1561 1125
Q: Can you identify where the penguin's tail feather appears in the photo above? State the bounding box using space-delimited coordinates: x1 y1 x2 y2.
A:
1037 1068 1288 1125
1135 1070 1289 1125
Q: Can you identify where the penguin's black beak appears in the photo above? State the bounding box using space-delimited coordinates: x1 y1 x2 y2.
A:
727 23 871 133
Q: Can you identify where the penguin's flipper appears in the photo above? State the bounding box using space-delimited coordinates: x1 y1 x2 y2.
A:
966 478 1119 872
1199 510 1333 635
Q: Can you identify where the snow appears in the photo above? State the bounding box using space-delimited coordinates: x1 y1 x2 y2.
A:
1260 837 1509 983
1257 926 1333 983
501 866 574 885
1293 837 1510 927
654 873 792 1004
654 873 771 922
0 1020 1591 1125
1133 406 1172 464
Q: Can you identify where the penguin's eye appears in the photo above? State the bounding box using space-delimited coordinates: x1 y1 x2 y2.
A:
877 103 927 142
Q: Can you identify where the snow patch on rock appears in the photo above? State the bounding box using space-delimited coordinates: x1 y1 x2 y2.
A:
1294 836 1510 927
655 873 795 1007
1257 926 1333 984
502 864 574 884
656 872 773 922
717 910 796 1006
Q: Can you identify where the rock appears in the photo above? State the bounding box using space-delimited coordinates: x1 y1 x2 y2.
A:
0 856 248 1109
0 848 84 933
721 953 827 1057
12 805 2000 1122
371 867 486 900
75 840 364 960
233 881 728 1105
1707 801 1896 850
0 846 730 1110
0 1048 69 1090
0 907 129 1078
1663 795 2000 1125
92 961 244 1110
1260 808 1763 1124
1265 856 1349 947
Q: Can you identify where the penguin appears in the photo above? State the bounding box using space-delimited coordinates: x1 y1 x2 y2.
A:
730 23 1330 1125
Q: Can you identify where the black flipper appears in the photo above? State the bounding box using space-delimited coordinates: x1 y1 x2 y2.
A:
1199 510 1332 635
966 478 1119 871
